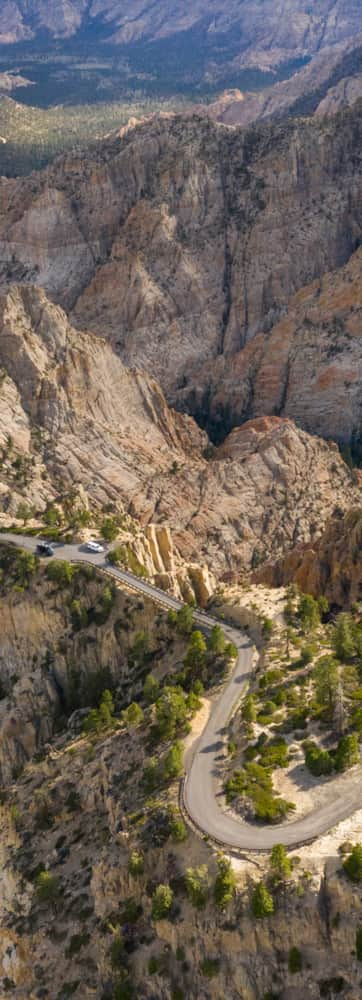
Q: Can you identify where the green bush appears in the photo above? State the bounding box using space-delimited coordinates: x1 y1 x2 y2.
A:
262 617 274 639
65 931 90 958
169 814 187 842
200 958 220 978
313 655 339 713
101 518 119 542
43 506 62 527
128 631 149 665
143 674 160 705
83 689 116 735
208 624 226 654
107 545 148 578
70 598 89 630
335 733 359 773
154 687 188 742
253 788 295 823
288 946 302 973
162 742 183 781
151 883 173 920
298 593 320 630
225 762 294 823
185 865 210 908
213 854 236 908
106 546 124 566
225 641 238 661
46 559 74 587
93 584 115 625
121 899 142 924
16 501 34 524
300 645 315 665
356 927 362 961
304 740 333 777
148 955 162 974
172 605 193 635
113 977 135 1000
259 738 289 769
142 757 159 793
343 844 362 882
251 881 274 918
242 695 257 722
183 630 207 684
333 614 356 662
110 931 125 969
128 851 144 877
270 844 291 880
35 870 60 904
0 546 38 588
122 702 144 729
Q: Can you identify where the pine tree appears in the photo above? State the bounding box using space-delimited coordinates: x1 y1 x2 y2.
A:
251 881 274 918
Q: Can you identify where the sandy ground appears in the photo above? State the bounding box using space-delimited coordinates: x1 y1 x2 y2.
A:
222 583 288 625
231 804 362 880
183 696 212 766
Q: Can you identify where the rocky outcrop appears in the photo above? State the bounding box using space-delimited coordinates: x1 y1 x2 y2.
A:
0 283 205 508
315 73 362 116
180 247 362 448
0 286 360 580
204 37 362 127
0 106 361 426
0 555 178 783
257 508 362 609
0 286 360 575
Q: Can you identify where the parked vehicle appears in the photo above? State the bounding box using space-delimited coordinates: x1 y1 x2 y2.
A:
36 542 54 557
84 540 105 553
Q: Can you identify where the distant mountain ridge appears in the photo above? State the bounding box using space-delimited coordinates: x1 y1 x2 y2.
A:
204 36 362 126
1 0 361 74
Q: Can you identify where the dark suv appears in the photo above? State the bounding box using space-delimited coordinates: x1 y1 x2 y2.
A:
36 542 55 557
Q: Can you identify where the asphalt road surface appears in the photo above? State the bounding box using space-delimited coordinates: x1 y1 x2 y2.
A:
2 532 361 851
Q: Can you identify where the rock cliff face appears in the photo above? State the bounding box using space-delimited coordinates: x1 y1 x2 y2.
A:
315 73 362 116
257 508 362 608
205 37 362 127
0 556 178 784
181 247 362 447
1 0 361 74
0 105 361 444
0 286 359 579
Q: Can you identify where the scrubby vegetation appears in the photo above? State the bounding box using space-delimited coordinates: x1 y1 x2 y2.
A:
0 543 38 590
1 552 362 997
223 585 362 825
225 758 295 823
0 93 188 176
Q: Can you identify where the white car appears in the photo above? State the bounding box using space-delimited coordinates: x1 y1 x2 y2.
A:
85 540 105 553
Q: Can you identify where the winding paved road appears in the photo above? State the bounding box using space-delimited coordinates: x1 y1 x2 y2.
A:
1 533 362 851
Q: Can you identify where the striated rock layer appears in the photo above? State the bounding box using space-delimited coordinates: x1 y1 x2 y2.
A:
257 508 362 609
204 36 362 128
0 285 360 581
0 105 361 447
180 247 362 448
